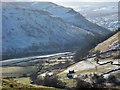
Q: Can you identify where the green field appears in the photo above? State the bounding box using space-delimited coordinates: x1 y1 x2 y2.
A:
1 66 37 78
14 77 31 84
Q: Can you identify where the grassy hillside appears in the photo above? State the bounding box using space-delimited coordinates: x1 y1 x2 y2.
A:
1 79 62 90
95 31 120 52
57 31 120 88
1 66 37 78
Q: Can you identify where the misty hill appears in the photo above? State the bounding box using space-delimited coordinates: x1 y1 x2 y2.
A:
2 2 111 60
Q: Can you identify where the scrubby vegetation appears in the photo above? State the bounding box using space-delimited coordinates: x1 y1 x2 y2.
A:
30 74 66 89
1 79 62 90
73 73 120 90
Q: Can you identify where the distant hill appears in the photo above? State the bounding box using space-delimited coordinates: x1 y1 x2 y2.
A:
2 2 111 59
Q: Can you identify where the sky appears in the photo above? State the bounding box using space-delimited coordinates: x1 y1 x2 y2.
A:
2 0 120 2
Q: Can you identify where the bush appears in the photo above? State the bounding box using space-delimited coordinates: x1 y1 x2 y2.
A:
29 72 38 83
35 74 66 89
91 74 106 84
75 78 92 89
44 75 65 88
75 78 108 89
107 75 120 85
107 75 116 83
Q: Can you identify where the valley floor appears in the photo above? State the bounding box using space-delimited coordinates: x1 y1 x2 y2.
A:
1 50 120 89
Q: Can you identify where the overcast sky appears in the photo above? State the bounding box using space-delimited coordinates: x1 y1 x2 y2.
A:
2 0 120 2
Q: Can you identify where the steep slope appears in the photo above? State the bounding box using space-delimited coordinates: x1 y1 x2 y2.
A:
2 2 111 60
2 2 94 59
1 79 61 90
95 31 120 52
8 2 111 36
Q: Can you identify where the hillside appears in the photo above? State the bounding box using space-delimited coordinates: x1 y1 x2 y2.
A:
2 2 111 59
95 31 120 52
4 2 111 35
58 32 120 88
1 79 62 90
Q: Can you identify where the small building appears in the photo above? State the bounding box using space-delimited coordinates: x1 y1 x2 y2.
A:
67 73 73 79
66 70 75 79
69 70 75 74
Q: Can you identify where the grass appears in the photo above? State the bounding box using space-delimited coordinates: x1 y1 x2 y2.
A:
58 64 114 79
63 79 74 87
58 73 66 78
1 79 62 90
95 31 120 52
114 73 120 78
1 66 37 78
14 77 31 84
2 66 36 73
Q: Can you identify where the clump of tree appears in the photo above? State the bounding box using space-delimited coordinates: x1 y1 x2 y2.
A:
91 74 120 88
74 78 92 89
95 50 101 58
74 76 107 89
107 75 120 85
30 71 38 83
30 62 44 83
91 73 106 84
74 72 120 89
43 74 66 88
30 74 66 89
